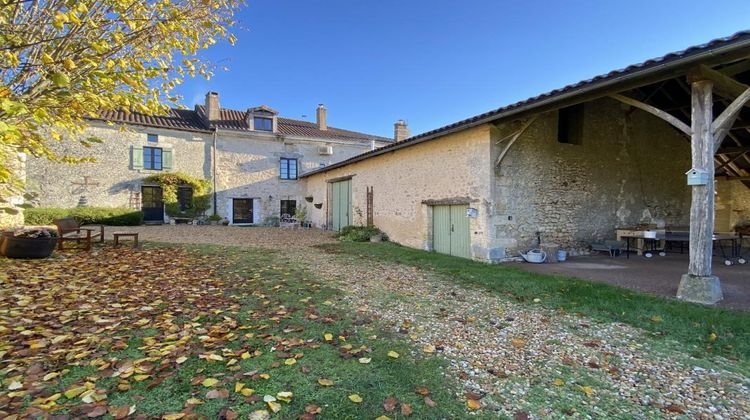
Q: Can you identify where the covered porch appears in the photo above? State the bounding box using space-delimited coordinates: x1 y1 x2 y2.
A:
495 34 750 305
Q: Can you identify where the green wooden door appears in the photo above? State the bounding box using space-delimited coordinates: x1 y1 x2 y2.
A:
432 204 471 259
331 179 352 231
449 204 471 259
432 205 451 255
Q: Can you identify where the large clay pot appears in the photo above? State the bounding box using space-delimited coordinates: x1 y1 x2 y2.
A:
0 231 57 259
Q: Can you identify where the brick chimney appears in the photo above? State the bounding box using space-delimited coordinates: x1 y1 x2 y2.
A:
394 119 410 141
316 104 327 130
205 91 220 121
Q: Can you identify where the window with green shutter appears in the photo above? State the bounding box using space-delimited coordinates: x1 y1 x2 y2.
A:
132 145 143 169
162 148 173 170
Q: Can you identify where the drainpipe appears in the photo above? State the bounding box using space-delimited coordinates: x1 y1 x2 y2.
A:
212 127 218 216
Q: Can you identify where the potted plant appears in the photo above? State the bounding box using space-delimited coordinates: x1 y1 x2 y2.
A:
0 228 58 259
294 205 309 228
207 214 222 225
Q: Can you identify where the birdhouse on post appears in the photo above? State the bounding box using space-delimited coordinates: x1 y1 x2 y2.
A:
686 168 709 186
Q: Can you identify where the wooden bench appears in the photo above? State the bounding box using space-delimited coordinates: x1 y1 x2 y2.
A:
53 217 103 251
113 232 139 248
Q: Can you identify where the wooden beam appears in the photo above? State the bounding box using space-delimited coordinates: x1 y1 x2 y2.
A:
712 87 750 151
716 146 750 154
721 176 750 180
689 64 750 101
609 93 692 135
689 80 715 278
716 152 747 171
717 58 750 77
494 116 537 167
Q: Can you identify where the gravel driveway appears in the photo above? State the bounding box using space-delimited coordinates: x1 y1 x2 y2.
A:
102 224 336 249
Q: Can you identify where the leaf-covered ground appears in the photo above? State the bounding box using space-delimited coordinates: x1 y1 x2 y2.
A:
0 245 468 419
2 227 748 419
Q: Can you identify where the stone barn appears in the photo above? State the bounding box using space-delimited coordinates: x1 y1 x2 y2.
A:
302 32 750 304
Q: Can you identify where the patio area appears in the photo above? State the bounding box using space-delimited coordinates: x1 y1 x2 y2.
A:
515 253 750 311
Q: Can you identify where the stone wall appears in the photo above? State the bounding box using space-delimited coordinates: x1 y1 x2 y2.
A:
490 98 692 256
304 125 494 259
26 123 211 210
215 132 374 223
715 178 750 231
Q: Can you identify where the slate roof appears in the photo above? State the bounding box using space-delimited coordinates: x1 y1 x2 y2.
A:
301 30 750 178
89 105 392 143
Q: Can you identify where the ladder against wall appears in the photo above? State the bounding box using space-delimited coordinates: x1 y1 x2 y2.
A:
128 191 141 209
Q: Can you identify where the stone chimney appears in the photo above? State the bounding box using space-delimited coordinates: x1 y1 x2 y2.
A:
316 104 327 130
205 91 220 121
394 119 410 141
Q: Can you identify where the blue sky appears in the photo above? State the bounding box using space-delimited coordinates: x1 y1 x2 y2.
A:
178 0 750 138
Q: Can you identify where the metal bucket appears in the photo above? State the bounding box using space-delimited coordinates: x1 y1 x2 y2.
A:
557 250 567 262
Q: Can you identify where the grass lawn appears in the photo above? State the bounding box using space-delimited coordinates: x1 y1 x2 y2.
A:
0 244 470 419
319 242 750 367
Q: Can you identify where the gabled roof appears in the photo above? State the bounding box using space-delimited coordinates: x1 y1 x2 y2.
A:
302 30 750 178
247 105 278 115
89 105 393 143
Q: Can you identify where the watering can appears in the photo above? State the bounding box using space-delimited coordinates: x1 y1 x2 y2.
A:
520 249 546 263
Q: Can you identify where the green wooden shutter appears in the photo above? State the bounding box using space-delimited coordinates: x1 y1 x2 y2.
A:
132 145 143 169
162 148 173 170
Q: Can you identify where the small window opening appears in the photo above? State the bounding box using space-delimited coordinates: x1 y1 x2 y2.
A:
557 104 584 145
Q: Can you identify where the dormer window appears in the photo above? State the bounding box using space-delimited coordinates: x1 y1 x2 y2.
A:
254 117 273 132
247 105 278 133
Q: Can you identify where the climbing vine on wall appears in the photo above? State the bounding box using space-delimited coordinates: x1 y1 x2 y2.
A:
144 172 211 218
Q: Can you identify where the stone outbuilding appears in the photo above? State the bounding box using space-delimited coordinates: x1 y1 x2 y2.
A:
302 32 750 304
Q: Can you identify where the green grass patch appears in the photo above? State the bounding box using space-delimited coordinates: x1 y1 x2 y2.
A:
318 242 750 366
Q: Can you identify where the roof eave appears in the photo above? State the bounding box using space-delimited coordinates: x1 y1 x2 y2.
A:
301 34 750 178
84 117 213 134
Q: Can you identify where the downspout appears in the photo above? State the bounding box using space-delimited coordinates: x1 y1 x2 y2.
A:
212 127 218 216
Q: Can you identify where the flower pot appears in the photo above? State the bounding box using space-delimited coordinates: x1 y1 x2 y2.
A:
0 232 57 259
370 234 383 243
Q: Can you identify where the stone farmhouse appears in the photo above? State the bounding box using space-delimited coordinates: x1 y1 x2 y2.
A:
27 92 396 224
301 31 750 302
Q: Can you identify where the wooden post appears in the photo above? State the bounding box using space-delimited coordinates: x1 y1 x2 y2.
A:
688 80 714 276
677 79 723 304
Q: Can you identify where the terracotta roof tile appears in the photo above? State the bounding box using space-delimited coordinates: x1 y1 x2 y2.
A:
93 108 209 132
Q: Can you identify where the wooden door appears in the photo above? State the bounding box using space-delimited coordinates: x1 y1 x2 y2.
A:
331 179 351 231
449 204 471 258
432 205 451 255
432 204 471 258
141 186 163 223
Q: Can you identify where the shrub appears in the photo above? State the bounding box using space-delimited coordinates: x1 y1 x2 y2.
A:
25 207 144 226
337 225 384 242
144 172 211 218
